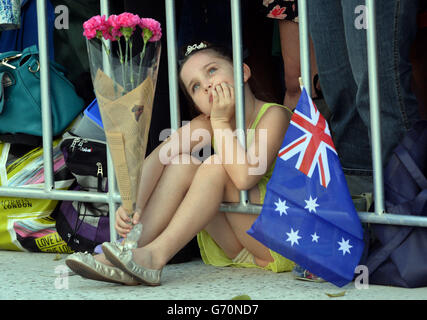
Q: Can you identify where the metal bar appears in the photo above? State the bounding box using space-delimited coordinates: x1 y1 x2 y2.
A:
230 0 249 205
366 0 385 214
100 0 119 242
165 0 181 131
220 203 261 214
36 0 54 192
220 203 427 227
297 0 311 96
100 0 113 79
106 145 119 241
0 186 121 203
0 0 424 256
358 212 427 227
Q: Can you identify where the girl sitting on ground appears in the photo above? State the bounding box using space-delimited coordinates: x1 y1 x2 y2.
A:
66 42 295 286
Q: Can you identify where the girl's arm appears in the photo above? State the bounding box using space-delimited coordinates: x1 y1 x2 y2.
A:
210 83 290 190
212 106 290 190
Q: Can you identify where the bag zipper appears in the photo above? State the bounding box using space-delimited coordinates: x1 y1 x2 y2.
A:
96 162 103 192
70 138 80 152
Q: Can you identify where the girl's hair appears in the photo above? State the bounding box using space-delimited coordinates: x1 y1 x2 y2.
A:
178 41 233 117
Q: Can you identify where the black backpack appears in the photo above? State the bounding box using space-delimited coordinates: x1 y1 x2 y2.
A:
365 121 427 288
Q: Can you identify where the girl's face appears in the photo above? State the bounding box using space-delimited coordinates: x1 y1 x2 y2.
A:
180 50 235 116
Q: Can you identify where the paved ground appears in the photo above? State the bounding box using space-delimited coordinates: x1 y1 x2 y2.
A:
1 250 427 301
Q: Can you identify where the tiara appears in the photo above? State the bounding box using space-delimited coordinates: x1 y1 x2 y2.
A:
185 42 208 56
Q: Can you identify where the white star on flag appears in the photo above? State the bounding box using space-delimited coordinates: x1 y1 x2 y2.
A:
304 196 319 213
338 238 353 255
274 198 289 216
286 228 301 246
311 232 319 243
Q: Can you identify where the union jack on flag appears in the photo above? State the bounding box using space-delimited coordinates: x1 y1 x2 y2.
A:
278 93 336 188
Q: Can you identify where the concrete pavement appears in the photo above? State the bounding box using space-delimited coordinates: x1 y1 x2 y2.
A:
1 250 427 300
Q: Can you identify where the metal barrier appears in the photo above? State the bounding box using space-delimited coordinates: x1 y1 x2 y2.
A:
0 0 426 252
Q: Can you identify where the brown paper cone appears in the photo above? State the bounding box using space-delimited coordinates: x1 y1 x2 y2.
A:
94 69 155 213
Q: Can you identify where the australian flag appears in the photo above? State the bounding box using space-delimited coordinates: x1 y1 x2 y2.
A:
247 88 365 287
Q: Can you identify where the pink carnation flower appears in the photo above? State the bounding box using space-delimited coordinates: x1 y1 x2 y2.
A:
117 12 140 29
139 18 162 42
106 14 123 40
83 15 107 40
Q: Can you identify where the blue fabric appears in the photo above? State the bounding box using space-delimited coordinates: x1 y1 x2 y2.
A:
248 88 365 287
307 0 420 177
0 0 55 59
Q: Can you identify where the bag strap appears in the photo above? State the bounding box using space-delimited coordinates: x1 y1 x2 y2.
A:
394 144 427 190
0 72 5 114
365 225 413 275
0 50 22 63
0 142 10 186
414 189 427 214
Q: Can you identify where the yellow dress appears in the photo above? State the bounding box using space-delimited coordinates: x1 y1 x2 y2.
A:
197 103 295 272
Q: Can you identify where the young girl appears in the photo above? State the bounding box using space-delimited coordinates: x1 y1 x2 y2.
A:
66 42 295 286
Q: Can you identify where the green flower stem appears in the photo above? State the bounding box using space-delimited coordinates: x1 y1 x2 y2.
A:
137 29 153 86
103 40 118 95
137 40 147 86
100 38 110 56
129 37 134 90
125 38 129 92
118 37 126 93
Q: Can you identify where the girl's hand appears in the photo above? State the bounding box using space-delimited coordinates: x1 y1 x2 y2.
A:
210 82 235 124
115 206 134 238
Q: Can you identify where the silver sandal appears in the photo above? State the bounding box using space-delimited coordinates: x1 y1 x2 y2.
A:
65 251 141 286
102 242 162 286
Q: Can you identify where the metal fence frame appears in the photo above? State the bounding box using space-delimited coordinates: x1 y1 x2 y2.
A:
0 0 426 247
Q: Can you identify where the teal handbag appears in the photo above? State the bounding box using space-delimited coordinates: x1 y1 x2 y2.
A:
0 45 84 137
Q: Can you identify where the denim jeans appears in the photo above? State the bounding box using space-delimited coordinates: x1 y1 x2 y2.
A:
308 0 420 194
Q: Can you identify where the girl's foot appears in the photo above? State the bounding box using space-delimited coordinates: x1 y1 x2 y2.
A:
102 242 163 286
65 251 141 285
94 252 115 267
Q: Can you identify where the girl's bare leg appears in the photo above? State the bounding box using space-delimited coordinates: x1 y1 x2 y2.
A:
203 213 243 259
216 179 273 265
95 154 200 265
137 154 201 246
131 155 273 270
225 212 273 266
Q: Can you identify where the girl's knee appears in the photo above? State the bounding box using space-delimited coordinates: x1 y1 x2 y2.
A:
200 154 227 171
169 154 201 166
198 155 229 179
202 154 222 165
164 154 201 179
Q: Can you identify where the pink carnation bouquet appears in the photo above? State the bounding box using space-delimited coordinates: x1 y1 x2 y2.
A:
83 13 162 91
83 13 162 244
